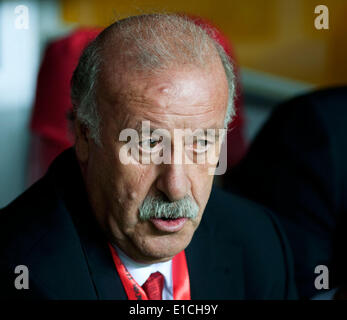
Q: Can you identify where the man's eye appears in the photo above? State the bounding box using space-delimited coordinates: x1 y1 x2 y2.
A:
139 138 162 150
193 139 212 153
197 140 209 147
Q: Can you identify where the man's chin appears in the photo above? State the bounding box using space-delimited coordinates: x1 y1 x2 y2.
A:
133 230 194 263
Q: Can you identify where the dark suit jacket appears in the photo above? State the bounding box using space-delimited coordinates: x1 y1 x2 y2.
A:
0 148 297 299
226 86 347 299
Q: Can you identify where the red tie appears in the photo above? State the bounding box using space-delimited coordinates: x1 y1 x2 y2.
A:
141 272 164 300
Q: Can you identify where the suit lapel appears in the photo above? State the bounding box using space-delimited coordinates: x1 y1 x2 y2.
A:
68 204 127 300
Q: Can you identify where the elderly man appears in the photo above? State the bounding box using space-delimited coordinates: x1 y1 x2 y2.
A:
0 14 296 300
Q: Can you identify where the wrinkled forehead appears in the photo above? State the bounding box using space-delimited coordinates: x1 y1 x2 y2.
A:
96 60 228 126
93 27 229 132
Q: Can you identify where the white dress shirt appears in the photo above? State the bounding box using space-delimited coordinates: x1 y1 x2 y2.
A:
113 245 173 300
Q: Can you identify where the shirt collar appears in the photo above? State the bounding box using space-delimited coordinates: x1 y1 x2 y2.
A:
113 244 173 297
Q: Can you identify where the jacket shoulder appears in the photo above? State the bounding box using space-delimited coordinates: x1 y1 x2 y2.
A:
205 187 297 299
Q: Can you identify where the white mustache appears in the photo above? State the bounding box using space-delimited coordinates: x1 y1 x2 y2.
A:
139 195 199 220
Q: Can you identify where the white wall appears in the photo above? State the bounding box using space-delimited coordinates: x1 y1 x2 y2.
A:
0 1 39 207
0 0 70 208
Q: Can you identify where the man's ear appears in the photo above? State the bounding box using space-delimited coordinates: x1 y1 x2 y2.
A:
74 119 90 164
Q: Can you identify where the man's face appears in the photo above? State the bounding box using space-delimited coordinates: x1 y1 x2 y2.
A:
76 60 228 263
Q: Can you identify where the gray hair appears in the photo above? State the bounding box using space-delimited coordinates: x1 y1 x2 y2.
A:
139 194 199 220
71 13 236 146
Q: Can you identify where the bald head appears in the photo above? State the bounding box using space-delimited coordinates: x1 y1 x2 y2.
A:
71 13 235 145
99 14 221 71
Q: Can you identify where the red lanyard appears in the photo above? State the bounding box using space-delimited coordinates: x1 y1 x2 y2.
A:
108 243 191 300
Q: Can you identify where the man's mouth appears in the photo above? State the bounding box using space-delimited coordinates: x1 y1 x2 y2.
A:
150 217 187 232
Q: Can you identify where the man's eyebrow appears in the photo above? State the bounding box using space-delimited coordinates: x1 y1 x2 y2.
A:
193 128 222 139
131 122 222 137
132 122 143 133
132 121 167 135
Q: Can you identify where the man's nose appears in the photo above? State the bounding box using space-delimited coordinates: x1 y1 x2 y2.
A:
156 164 190 202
